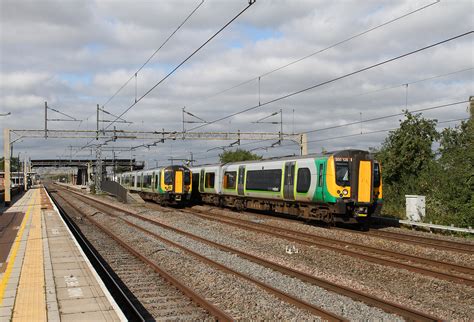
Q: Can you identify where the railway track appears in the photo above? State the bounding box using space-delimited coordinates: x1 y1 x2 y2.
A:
198 203 474 255
171 206 474 287
48 188 229 321
363 229 474 255
54 185 347 321
55 185 441 321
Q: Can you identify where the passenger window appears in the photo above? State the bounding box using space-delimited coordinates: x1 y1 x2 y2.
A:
296 168 311 193
205 172 215 188
318 164 324 187
224 171 237 189
246 169 282 192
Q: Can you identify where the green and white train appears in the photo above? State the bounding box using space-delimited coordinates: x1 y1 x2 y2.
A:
190 150 382 225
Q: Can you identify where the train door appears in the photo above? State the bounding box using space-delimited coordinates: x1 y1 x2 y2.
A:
283 161 296 200
315 161 325 201
237 166 245 196
350 156 373 204
199 169 205 192
175 170 183 194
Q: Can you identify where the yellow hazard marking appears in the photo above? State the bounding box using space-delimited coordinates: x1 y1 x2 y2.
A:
13 188 47 321
0 190 36 305
358 161 372 203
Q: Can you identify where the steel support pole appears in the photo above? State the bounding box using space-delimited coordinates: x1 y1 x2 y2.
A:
96 104 99 140
3 128 11 206
44 101 48 139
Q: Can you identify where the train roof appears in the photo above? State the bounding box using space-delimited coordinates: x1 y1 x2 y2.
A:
117 164 190 176
192 149 371 168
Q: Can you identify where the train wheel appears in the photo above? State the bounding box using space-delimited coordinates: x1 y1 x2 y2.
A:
235 199 244 212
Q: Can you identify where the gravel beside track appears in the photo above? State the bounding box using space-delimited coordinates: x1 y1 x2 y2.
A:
51 191 214 321
144 205 474 320
196 206 474 268
54 185 474 320
58 190 329 321
123 215 401 321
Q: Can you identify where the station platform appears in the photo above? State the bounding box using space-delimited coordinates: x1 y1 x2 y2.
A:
0 187 126 321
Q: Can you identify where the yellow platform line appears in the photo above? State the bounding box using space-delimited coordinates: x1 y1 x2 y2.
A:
0 190 36 305
13 189 47 321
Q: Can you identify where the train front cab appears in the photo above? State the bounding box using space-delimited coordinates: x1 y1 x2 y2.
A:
159 166 192 204
327 150 383 226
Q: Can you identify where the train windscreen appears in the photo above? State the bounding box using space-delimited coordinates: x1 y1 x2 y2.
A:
335 161 350 186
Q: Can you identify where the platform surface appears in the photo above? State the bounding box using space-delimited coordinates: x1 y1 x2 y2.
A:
0 187 125 321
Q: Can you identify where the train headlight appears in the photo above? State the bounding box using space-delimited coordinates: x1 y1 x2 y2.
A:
342 189 348 196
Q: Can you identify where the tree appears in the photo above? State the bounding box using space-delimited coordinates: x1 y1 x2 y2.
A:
219 149 262 163
376 111 439 217
0 157 21 172
425 119 474 227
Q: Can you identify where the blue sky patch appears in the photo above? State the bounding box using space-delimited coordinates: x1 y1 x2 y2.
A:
231 23 283 48
84 42 105 53
58 73 92 86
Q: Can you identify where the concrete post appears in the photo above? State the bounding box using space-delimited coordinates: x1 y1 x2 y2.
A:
3 128 11 205
300 133 308 156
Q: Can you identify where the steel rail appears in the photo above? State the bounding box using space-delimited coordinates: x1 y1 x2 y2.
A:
182 208 474 287
55 185 442 321
107 202 440 321
194 209 474 276
56 186 345 321
364 229 474 254
55 185 474 286
52 189 233 322
45 188 146 322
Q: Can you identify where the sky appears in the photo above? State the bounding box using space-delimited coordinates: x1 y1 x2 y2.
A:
1 0 473 168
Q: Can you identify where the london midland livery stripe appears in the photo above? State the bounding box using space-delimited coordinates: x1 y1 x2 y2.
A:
0 190 37 305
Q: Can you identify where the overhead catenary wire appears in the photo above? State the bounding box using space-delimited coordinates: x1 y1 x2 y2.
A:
185 0 440 109
110 68 472 157
103 0 256 132
110 98 469 161
114 100 469 165
74 0 205 150
192 117 470 163
186 31 473 132
101 0 205 110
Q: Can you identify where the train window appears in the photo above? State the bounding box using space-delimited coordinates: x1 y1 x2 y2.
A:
184 170 191 185
223 171 237 189
335 161 350 186
246 169 282 192
318 164 324 187
164 170 173 185
373 163 381 187
143 175 152 188
205 172 215 188
155 175 159 189
296 168 311 193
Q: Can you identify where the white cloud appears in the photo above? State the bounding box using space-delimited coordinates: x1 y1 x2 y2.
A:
1 0 472 165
